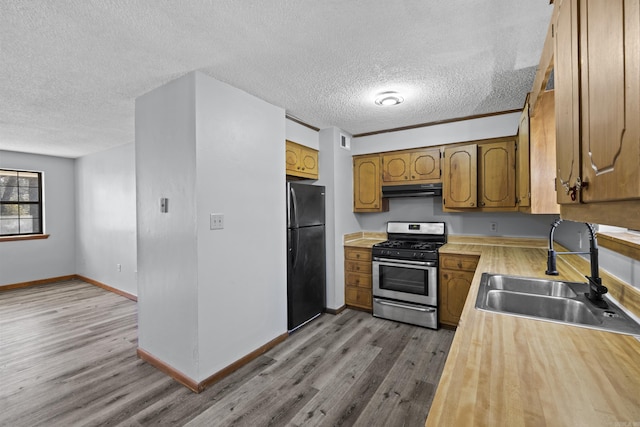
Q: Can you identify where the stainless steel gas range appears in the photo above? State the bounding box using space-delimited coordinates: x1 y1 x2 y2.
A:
371 221 446 329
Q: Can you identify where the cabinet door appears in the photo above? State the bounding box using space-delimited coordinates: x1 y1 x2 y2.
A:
410 148 441 183
443 144 478 208
554 0 581 204
478 140 516 208
529 91 560 214
517 104 531 208
299 146 319 178
353 155 387 212
285 143 301 175
579 0 640 202
382 153 410 183
286 140 319 179
439 269 474 327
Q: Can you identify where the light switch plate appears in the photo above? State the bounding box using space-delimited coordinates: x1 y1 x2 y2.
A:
210 213 224 230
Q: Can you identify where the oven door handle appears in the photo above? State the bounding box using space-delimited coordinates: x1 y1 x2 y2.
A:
375 299 436 313
373 259 437 267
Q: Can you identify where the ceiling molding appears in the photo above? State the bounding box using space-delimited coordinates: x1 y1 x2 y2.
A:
285 114 320 132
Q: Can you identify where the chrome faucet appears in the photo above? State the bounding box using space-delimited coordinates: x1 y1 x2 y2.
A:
545 219 609 308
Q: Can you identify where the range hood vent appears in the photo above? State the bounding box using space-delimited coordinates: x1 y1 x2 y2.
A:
382 182 443 198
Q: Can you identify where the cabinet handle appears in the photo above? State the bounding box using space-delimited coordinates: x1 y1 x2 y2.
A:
560 177 588 201
479 202 485 207
405 176 408 180
412 175 415 179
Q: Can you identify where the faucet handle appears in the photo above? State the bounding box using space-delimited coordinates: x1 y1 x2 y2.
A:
586 276 608 295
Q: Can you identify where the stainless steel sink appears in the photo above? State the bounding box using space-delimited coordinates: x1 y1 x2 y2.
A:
485 291 600 325
485 274 578 298
475 273 640 336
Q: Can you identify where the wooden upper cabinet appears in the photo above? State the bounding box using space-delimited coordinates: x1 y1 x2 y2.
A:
353 154 388 213
554 0 581 204
443 144 478 208
382 148 441 184
517 103 531 208
478 140 516 208
554 0 640 205
578 0 640 203
528 91 560 214
286 140 318 179
443 139 517 211
382 152 410 183
410 148 441 182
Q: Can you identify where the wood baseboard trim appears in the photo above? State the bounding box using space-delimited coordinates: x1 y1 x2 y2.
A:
75 275 137 302
325 305 347 315
138 332 289 393
0 275 77 291
136 348 200 393
1 274 138 302
198 332 289 392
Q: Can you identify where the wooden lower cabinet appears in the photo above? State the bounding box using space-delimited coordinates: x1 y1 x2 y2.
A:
439 253 479 328
344 247 373 311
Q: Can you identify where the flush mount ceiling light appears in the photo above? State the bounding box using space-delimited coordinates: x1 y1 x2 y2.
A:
375 92 404 106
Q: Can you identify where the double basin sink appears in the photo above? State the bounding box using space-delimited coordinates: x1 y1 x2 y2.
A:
475 273 640 336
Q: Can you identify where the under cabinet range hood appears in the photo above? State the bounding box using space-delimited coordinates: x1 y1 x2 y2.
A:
382 182 442 198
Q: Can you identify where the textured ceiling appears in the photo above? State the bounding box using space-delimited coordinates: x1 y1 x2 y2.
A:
0 1 553 158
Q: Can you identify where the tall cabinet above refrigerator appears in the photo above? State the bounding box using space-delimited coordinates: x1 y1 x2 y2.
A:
286 182 326 332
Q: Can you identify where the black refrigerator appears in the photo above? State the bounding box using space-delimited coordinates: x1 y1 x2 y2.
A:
286 182 326 332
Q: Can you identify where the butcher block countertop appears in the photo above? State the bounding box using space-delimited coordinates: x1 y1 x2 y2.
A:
427 236 640 427
343 231 387 248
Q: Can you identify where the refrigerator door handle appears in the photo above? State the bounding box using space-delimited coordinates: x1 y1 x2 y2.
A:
290 187 299 229
291 228 298 268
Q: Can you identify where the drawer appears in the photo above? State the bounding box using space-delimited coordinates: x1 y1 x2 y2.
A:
345 286 372 309
440 254 479 272
345 260 371 274
345 248 372 262
345 272 371 288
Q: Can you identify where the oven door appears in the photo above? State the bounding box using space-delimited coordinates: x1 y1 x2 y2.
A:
372 258 438 307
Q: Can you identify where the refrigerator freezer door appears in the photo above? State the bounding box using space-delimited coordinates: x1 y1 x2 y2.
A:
287 182 325 228
287 225 326 331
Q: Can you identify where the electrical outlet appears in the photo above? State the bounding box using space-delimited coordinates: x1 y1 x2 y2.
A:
210 213 224 230
116 263 122 272
490 222 498 233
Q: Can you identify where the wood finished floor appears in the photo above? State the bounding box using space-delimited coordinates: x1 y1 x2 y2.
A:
0 279 455 427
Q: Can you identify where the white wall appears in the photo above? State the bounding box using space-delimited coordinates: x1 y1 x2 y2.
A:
136 72 200 380
194 72 287 379
317 127 360 310
286 119 319 150
75 144 137 296
352 112 521 155
136 71 287 383
0 150 76 285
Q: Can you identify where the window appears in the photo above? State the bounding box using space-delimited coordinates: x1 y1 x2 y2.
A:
0 169 43 236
